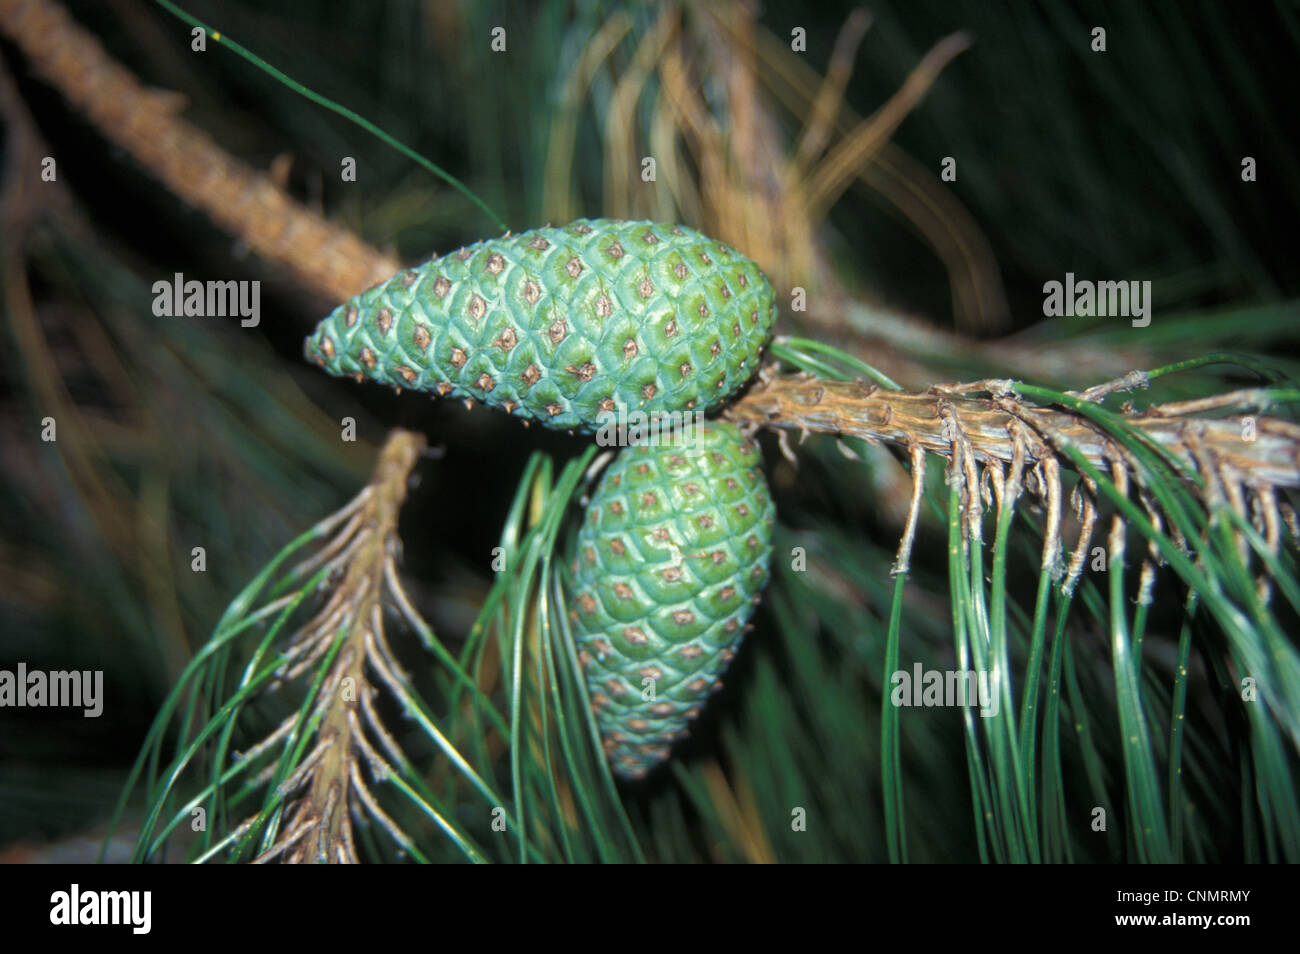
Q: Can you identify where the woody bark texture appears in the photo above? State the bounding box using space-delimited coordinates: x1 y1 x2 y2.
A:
726 374 1300 490
0 0 401 303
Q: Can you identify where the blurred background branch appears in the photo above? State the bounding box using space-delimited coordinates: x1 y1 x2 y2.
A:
2 0 1298 862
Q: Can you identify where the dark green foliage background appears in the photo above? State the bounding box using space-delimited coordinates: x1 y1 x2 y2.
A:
1 0 1297 861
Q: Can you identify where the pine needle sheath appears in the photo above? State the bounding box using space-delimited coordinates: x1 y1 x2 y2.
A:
727 374 1300 492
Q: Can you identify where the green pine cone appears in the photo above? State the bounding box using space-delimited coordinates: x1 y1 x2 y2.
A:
303 219 777 432
565 420 774 780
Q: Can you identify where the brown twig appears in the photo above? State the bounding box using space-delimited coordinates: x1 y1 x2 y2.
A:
0 0 400 303
243 427 426 864
725 372 1300 490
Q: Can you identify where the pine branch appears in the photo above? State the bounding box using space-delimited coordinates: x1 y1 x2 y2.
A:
728 371 1300 491
0 0 401 303
251 428 426 864
14 0 1294 865
10 0 1298 576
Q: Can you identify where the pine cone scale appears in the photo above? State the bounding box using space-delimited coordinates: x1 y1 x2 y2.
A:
305 219 777 431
